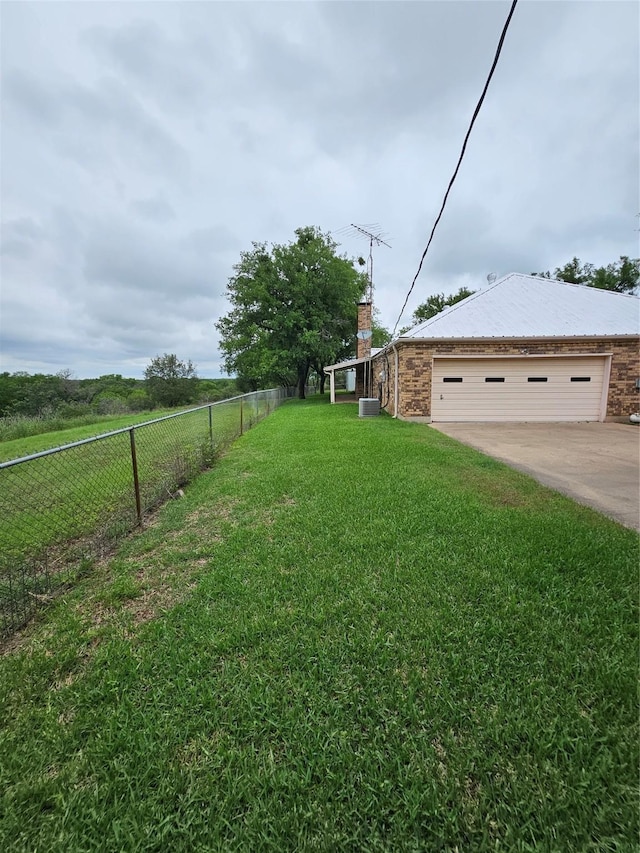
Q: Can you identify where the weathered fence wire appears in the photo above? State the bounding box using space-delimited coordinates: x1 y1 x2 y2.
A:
0 388 287 638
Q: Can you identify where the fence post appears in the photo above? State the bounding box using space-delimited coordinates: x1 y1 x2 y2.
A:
208 404 213 452
240 398 244 435
129 428 142 525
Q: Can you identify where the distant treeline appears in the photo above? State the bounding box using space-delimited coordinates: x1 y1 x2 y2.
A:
0 371 241 419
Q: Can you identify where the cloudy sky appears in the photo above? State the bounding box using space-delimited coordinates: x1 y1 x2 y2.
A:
1 0 638 379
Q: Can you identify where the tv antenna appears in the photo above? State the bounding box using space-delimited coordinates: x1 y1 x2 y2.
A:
334 223 391 304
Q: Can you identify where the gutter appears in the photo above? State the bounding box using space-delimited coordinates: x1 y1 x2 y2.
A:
404 334 639 343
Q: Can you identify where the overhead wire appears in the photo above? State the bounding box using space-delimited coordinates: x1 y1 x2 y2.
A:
391 0 520 338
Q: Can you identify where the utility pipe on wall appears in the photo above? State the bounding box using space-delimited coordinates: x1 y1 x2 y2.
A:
392 344 399 418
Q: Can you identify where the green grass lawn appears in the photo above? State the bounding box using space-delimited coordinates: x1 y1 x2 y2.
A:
1 398 637 851
0 398 257 560
0 394 275 637
0 406 236 463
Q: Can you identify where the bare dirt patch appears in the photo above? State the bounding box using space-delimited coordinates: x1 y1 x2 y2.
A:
124 575 198 628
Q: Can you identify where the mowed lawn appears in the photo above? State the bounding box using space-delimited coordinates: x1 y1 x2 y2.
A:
1 398 637 851
0 399 249 560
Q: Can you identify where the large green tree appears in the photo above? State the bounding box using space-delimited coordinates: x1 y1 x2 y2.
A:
371 317 392 348
411 286 476 324
216 227 366 398
144 354 199 407
533 256 639 293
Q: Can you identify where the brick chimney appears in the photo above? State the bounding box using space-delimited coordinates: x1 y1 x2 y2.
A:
357 301 372 359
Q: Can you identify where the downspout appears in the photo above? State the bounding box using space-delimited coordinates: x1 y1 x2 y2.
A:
391 344 399 419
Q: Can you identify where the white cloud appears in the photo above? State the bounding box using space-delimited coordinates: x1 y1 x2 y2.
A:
1 0 638 377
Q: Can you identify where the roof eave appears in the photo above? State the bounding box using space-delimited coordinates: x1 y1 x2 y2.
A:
390 333 639 345
324 355 371 372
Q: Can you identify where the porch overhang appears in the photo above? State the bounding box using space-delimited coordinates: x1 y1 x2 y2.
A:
324 356 372 403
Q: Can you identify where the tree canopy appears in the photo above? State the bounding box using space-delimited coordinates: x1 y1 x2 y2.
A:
371 313 392 348
216 227 367 398
533 256 639 294
410 287 476 325
144 354 199 407
0 371 150 418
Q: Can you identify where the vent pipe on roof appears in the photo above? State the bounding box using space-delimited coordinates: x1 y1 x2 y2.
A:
487 272 497 284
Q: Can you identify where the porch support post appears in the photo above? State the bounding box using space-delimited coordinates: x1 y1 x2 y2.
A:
329 370 336 404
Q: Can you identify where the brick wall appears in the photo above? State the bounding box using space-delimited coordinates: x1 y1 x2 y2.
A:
357 302 372 360
372 337 639 420
371 347 397 414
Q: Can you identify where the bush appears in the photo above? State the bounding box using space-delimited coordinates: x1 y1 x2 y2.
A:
0 412 99 442
126 390 155 412
55 402 93 419
92 393 128 416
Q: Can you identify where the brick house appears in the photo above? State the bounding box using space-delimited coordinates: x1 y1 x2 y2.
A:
325 273 640 422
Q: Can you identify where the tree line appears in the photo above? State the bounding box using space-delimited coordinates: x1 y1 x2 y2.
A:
532 256 638 292
0 360 239 420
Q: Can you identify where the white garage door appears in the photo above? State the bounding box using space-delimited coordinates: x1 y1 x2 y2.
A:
431 356 608 422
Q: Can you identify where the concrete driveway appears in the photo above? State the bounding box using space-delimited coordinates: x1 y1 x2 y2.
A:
429 422 640 530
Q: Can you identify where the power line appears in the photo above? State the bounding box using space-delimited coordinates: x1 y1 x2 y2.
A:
392 0 520 337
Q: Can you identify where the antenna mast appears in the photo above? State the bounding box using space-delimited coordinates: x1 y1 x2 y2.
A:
334 223 391 304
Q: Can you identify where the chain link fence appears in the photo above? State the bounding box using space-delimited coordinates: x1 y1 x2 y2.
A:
0 388 288 638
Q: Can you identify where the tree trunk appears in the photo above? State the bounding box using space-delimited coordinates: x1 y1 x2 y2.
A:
318 369 326 395
297 365 308 399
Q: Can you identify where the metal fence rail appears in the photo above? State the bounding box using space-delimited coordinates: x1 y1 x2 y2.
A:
0 388 287 638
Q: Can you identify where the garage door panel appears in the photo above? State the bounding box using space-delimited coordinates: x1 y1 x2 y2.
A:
431 356 606 422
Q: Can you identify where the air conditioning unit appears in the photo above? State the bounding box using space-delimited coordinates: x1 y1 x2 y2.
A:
359 397 380 417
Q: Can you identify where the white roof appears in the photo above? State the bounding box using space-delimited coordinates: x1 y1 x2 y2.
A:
404 273 639 340
325 348 383 372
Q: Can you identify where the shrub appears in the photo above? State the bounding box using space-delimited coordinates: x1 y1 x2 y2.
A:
92 393 128 416
55 402 93 419
126 390 155 412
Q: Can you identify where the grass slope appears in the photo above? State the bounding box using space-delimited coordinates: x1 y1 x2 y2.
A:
0 400 251 559
1 399 637 851
0 409 185 463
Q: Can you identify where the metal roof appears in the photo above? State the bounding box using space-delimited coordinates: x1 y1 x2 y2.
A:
324 348 383 372
404 273 639 340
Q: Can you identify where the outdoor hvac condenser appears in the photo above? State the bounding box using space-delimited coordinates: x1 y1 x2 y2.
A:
358 398 380 417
